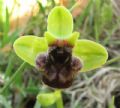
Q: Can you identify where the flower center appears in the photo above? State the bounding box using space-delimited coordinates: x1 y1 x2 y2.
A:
36 46 82 88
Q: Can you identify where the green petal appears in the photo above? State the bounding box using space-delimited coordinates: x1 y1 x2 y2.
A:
37 93 56 106
47 6 73 39
13 36 48 66
45 31 79 46
66 32 79 46
44 31 56 46
73 39 108 72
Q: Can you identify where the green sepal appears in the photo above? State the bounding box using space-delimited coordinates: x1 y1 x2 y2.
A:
73 39 108 72
13 36 48 66
37 92 56 106
47 6 73 39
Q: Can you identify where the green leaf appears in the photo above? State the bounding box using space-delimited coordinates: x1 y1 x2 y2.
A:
0 95 12 108
73 39 108 72
101 3 113 24
47 6 73 39
108 96 115 108
37 92 56 106
13 36 48 66
34 100 41 108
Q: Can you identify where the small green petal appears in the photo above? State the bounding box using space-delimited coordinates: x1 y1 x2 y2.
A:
47 6 73 39
45 31 79 46
13 36 48 66
73 39 108 72
66 32 79 46
44 32 56 46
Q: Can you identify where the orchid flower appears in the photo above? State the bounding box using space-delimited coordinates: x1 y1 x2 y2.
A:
13 6 108 89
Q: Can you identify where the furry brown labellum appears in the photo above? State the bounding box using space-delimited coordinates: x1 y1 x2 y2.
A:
36 43 82 89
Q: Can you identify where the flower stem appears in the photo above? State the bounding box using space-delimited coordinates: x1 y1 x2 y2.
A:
55 90 64 108
105 55 120 66
69 2 79 12
69 0 83 12
0 62 26 94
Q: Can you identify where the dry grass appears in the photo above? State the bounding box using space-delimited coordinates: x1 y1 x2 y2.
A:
65 66 120 108
64 0 120 107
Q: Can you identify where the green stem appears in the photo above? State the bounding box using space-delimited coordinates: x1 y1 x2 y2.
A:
105 55 120 66
55 90 64 108
69 2 79 12
0 62 26 94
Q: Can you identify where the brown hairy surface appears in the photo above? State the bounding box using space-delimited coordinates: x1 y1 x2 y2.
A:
36 46 82 88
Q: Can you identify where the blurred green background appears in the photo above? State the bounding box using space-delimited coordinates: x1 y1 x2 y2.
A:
0 0 120 108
